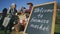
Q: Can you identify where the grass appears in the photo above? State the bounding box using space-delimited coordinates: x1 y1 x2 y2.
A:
0 30 10 34
0 30 4 34
0 24 60 34
54 24 60 34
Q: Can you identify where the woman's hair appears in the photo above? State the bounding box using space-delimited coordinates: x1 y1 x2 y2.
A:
10 3 17 9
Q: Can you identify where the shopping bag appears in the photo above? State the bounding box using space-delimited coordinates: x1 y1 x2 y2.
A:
2 17 11 27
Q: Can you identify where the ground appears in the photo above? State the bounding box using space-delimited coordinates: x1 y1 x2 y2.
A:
54 24 60 34
0 24 60 34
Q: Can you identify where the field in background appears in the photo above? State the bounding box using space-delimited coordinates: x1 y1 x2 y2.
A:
55 24 60 34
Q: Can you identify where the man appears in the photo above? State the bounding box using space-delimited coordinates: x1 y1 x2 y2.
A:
25 2 33 18
25 2 33 14
19 7 26 13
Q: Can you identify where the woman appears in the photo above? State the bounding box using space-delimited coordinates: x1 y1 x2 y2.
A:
8 3 17 33
1 8 8 34
0 8 7 28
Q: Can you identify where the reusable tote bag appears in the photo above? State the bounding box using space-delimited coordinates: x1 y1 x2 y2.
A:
2 17 11 27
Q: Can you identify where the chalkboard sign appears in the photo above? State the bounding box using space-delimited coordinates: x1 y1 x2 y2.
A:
24 1 56 34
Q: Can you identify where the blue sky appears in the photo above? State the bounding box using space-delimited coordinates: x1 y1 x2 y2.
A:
0 0 60 12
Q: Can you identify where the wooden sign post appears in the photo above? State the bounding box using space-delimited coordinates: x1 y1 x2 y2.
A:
24 1 57 34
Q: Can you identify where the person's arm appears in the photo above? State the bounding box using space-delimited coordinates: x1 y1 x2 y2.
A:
25 6 32 13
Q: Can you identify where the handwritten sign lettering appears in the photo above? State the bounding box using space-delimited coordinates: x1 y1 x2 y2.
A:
25 2 56 34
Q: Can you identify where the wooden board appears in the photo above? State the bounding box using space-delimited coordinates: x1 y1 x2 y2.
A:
24 1 57 34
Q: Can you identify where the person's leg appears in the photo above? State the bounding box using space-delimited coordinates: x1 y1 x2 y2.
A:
4 27 7 34
9 25 12 32
9 15 16 33
9 18 14 33
14 25 18 32
20 25 24 31
8 23 12 34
